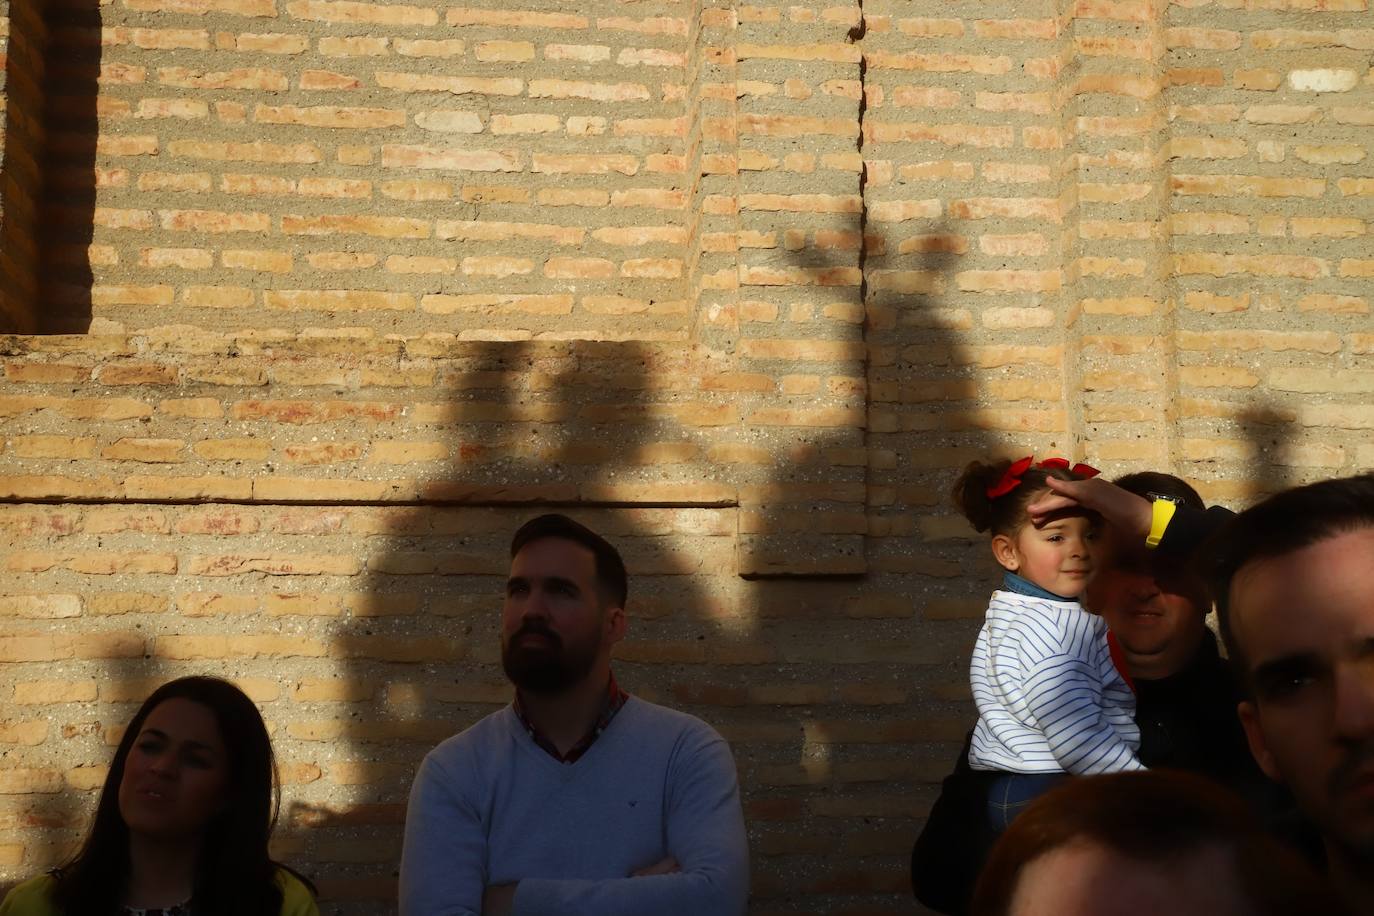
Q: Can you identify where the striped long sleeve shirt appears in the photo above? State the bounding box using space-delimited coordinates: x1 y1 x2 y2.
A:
968 590 1144 775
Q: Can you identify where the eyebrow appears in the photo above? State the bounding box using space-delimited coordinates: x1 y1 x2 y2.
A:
138 728 219 754
1253 637 1374 677
506 575 580 592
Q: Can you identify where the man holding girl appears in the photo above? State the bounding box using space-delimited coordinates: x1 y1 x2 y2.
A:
914 462 1278 913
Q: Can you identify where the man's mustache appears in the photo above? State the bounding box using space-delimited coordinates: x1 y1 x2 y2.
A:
510 621 562 648
1328 741 1374 797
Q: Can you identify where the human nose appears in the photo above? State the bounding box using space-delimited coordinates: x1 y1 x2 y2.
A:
1333 662 1374 742
520 585 552 620
1128 575 1161 600
148 750 178 778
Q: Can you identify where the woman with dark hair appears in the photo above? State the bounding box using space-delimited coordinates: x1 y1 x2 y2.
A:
0 676 317 916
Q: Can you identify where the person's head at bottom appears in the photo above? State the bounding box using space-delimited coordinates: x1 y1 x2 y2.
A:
50 675 312 915
971 770 1347 916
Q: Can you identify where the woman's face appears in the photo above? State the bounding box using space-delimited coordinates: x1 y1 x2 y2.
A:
117 697 230 841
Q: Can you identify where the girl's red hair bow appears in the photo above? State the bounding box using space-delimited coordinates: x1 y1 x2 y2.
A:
986 455 1034 499
1038 457 1101 479
985 455 1100 499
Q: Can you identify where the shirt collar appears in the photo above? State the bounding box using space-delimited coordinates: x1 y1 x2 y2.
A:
1002 571 1077 602
513 672 629 764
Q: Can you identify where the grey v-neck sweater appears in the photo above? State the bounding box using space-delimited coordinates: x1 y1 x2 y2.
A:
399 695 749 915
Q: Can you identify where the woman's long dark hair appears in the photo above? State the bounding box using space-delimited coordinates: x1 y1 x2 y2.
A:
51 676 313 915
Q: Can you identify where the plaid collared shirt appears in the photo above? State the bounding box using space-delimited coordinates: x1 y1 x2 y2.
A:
513 672 629 764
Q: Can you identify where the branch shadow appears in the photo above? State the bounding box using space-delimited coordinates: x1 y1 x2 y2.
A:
5 546 172 885
284 339 759 910
269 211 999 912
741 210 996 911
1237 400 1299 498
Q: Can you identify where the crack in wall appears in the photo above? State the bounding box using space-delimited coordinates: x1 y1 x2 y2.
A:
846 2 868 325
848 4 869 347
848 0 871 519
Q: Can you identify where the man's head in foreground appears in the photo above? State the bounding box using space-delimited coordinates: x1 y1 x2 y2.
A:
501 513 628 696
972 770 1345 916
1209 473 1374 885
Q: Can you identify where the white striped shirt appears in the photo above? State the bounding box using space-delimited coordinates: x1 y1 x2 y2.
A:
968 590 1143 775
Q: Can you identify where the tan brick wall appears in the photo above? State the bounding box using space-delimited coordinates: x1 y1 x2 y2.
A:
1 0 1372 911
43 0 698 340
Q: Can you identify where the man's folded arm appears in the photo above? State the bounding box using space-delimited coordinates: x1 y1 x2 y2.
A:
512 728 749 916
399 752 488 916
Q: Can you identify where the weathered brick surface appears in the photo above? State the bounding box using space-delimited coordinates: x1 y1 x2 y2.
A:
1 0 1372 911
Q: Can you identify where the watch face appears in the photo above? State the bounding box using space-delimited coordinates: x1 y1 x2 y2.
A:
1146 492 1183 505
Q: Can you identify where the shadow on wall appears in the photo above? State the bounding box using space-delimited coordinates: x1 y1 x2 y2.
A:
756 216 998 906
34 0 100 333
286 341 745 908
0 0 1084 905
19 634 174 881
275 205 1002 912
1238 400 1299 498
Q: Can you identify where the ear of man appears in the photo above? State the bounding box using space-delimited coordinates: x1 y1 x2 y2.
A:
604 604 627 645
1237 700 1281 782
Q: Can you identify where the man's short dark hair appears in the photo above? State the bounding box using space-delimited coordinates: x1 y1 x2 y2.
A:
971 771 1343 916
1206 473 1374 676
1113 471 1205 511
510 513 629 609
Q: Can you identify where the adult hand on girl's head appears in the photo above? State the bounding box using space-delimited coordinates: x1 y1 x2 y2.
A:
1027 477 1153 537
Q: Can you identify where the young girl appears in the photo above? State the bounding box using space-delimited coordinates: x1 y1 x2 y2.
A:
954 456 1143 831
0 676 317 916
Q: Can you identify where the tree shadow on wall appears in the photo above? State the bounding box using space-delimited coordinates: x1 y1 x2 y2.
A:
284 214 999 912
287 340 768 911
740 216 1002 910
1237 400 1299 499
14 631 172 884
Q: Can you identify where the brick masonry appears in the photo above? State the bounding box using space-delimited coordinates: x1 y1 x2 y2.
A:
0 0 1372 911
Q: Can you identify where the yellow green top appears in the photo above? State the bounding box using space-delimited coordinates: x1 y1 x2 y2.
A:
0 869 318 916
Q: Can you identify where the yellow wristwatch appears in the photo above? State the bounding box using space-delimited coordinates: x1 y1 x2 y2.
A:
1144 494 1179 549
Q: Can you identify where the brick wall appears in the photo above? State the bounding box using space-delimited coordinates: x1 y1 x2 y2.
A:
1 0 1372 911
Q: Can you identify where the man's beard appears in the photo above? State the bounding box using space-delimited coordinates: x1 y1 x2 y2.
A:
1324 741 1374 865
501 620 599 696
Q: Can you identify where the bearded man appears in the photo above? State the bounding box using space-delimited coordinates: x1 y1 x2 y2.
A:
399 514 749 916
